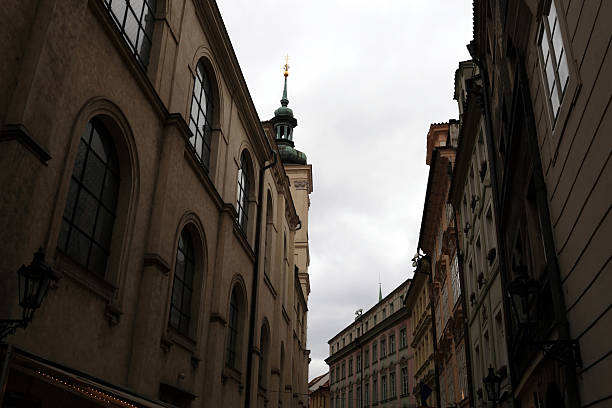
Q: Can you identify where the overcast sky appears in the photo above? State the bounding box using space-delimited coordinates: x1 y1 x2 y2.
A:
216 0 473 381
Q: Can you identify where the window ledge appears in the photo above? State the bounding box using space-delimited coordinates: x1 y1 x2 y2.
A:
55 250 117 302
166 326 197 353
222 366 243 389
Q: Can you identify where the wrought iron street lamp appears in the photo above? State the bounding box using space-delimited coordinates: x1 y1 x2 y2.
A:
507 265 540 327
1 249 55 340
483 366 502 406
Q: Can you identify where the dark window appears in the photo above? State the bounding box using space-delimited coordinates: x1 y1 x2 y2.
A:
58 119 119 277
226 288 239 368
188 60 214 170
169 229 195 335
236 153 249 231
103 0 156 67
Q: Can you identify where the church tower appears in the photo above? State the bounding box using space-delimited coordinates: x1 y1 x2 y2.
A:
270 58 313 303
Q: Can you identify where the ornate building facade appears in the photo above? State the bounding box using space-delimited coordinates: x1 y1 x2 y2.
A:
326 280 415 408
414 122 470 408
0 1 312 407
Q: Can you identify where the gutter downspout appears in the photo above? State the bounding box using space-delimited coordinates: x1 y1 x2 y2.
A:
244 150 277 408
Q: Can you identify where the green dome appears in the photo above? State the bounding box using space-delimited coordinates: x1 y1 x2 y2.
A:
274 105 294 117
277 143 307 165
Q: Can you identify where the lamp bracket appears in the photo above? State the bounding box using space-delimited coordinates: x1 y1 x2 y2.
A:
537 339 582 368
0 319 28 340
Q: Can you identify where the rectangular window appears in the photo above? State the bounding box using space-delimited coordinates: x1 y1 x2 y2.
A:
382 375 387 401
401 367 409 396
389 334 396 354
390 372 396 398
380 339 386 358
365 382 370 406
539 0 569 123
356 386 361 408
390 301 394 313
349 359 353 376
357 355 362 372
400 328 407 349
373 378 378 402
342 362 346 379
372 344 377 361
348 390 353 408
365 349 370 367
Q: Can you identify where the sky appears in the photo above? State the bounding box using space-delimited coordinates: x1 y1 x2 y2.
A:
216 0 474 381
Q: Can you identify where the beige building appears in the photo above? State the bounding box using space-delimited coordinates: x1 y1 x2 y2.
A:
327 280 415 408
308 372 330 408
0 0 312 407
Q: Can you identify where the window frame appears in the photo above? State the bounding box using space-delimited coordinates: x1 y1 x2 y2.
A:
168 229 196 336
536 0 580 152
188 60 215 171
236 152 250 232
58 118 120 279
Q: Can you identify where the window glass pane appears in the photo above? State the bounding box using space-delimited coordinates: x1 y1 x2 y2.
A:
89 243 108 276
170 307 180 328
67 228 90 267
558 50 570 94
547 1 558 31
124 9 140 48
74 189 98 236
182 287 192 315
102 174 119 210
58 220 71 251
82 154 106 197
94 207 115 247
90 129 109 162
63 180 80 221
550 83 560 117
172 282 183 309
109 0 127 25
73 142 88 180
552 19 564 64
137 36 152 66
545 58 556 94
175 250 185 279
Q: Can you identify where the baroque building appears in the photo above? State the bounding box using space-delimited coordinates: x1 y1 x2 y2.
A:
326 280 415 408
0 1 312 407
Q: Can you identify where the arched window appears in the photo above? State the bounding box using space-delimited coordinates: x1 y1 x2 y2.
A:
58 119 120 277
188 60 214 170
169 229 195 335
236 152 250 231
103 0 156 67
226 286 241 369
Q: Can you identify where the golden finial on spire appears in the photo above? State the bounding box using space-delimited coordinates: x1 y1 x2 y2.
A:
283 54 290 77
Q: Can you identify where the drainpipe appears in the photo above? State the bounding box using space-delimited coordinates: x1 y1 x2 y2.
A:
244 150 277 408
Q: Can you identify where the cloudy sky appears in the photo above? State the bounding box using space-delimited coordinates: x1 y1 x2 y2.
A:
216 0 473 380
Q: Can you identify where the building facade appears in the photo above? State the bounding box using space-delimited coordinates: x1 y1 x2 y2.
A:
309 372 330 408
326 280 415 408
449 60 513 408
404 263 435 407
465 0 612 407
415 122 470 408
0 1 312 407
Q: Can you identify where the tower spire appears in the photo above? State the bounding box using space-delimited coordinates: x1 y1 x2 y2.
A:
271 54 307 165
281 54 289 106
379 272 382 302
